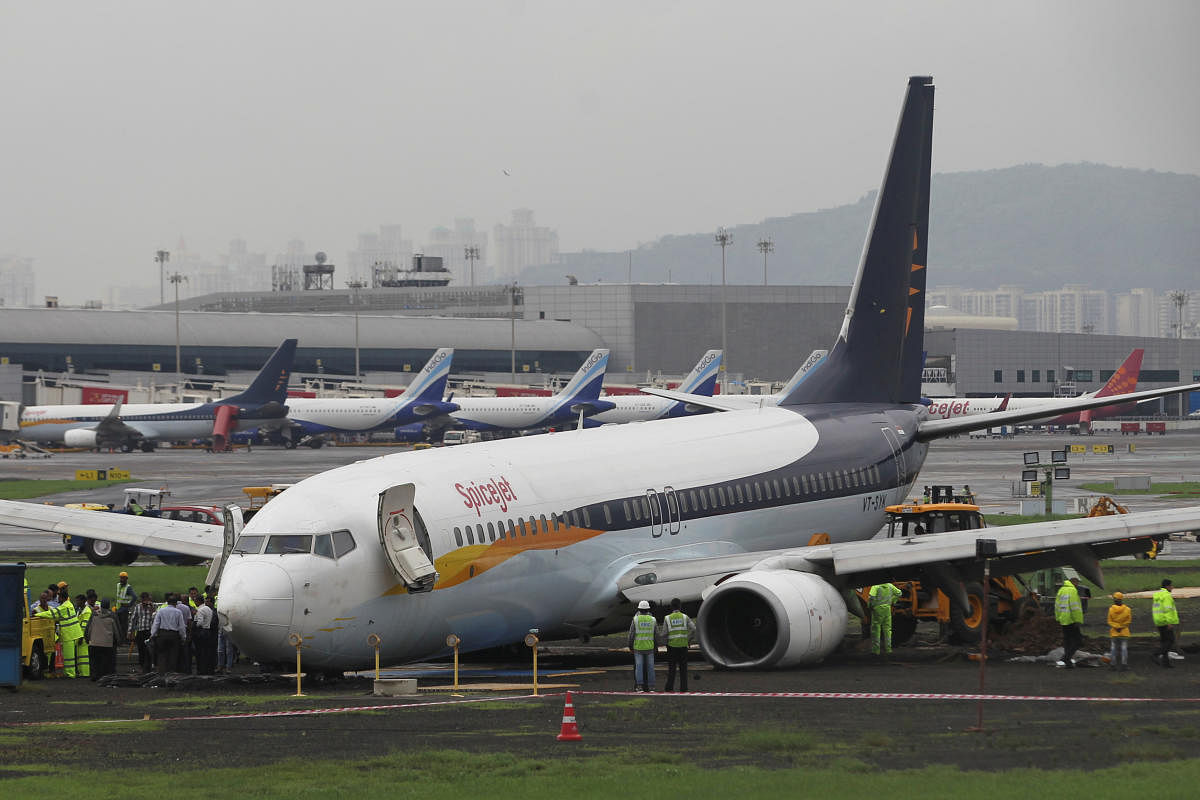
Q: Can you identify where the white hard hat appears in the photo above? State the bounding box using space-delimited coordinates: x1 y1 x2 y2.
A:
637 600 650 610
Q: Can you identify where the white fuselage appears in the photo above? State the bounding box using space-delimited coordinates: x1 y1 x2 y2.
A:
284 397 407 433
588 395 681 425
449 396 572 431
218 404 922 670
921 395 1091 422
19 402 254 443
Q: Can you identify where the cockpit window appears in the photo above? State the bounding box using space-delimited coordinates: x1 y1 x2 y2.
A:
314 533 334 559
264 534 313 554
232 535 264 554
333 530 357 558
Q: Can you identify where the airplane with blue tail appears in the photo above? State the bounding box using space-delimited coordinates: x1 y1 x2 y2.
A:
583 349 722 426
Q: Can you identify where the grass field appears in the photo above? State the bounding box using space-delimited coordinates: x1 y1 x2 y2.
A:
0 478 135 500
25 564 210 603
1079 481 1200 498
0 750 1197 796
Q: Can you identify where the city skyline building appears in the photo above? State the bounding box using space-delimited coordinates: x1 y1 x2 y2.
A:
493 209 558 280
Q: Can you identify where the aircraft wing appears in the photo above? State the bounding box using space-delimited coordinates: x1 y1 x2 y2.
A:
617 506 1199 606
917 381 1200 441
0 499 223 559
639 387 767 412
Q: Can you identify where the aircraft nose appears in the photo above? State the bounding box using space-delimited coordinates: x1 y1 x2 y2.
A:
220 562 295 660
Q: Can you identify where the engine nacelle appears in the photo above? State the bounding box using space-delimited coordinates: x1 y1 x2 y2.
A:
63 428 99 448
698 570 848 669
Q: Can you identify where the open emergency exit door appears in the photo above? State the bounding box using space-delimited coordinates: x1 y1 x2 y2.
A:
205 504 244 590
377 483 438 592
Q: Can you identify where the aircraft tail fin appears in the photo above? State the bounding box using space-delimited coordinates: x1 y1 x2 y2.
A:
223 339 298 406
774 350 828 401
552 349 610 405
402 348 454 404
1093 349 1144 398
677 350 723 396
781 76 934 406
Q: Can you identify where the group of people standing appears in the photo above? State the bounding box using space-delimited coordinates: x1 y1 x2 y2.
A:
628 598 696 692
28 572 240 679
1055 576 1181 670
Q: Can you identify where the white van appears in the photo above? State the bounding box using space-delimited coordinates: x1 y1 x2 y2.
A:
442 430 481 446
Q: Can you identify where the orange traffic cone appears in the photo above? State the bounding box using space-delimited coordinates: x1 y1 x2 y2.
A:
556 691 582 741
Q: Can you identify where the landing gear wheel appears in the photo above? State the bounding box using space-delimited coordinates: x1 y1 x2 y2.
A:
139 440 156 452
26 642 46 679
949 581 985 644
890 613 918 646
84 539 129 566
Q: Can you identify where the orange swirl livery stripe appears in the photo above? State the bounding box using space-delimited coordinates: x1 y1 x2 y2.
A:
382 522 608 596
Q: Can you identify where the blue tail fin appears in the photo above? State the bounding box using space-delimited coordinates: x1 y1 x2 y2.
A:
551 349 610 411
678 350 723 396
403 348 454 404
899 91 933 404
781 76 934 406
224 339 297 406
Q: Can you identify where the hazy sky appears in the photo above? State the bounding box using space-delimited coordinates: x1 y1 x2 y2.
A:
3 1 1198 302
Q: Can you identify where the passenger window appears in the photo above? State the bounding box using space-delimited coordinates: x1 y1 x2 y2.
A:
642 497 652 518
539 514 548 533
708 488 718 508
679 493 689 513
603 504 612 525
314 534 334 559
764 481 773 500
835 472 844 490
699 491 708 511
792 476 801 495
779 479 789 497
333 530 357 558
623 500 631 521
551 514 561 532
801 475 809 494
487 521 496 541
717 486 727 506
735 485 744 504
582 507 591 527
466 526 475 545
570 509 580 527
232 535 265 554
754 483 763 502
264 534 313 554
666 492 678 516
818 474 827 492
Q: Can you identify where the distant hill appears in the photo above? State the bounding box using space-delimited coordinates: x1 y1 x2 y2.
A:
520 164 1200 291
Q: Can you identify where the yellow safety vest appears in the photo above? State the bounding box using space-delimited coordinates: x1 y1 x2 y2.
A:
665 611 691 647
632 614 657 651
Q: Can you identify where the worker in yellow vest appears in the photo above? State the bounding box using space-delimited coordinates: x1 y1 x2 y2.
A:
74 593 94 678
868 583 903 657
1152 578 1180 668
627 600 659 692
661 598 696 693
36 593 84 677
1055 578 1085 669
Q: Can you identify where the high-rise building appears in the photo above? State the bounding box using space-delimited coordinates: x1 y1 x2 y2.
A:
347 225 413 285
0 256 35 307
1115 288 1159 337
424 218 488 286
493 209 558 280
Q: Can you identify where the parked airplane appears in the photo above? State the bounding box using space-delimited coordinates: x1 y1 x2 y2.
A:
445 348 613 434
919 349 1146 426
582 349 723 426
642 350 827 412
17 339 297 452
4 78 1199 676
249 348 458 448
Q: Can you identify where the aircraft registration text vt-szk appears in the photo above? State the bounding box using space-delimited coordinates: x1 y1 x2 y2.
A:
3 77 1199 674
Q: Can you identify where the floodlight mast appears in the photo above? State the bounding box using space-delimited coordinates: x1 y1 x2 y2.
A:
715 228 733 393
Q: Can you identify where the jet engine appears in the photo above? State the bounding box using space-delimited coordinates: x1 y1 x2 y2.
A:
63 428 100 448
697 570 848 669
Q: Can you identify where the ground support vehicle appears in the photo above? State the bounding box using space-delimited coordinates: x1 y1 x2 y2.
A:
857 500 1035 645
1 565 55 684
63 488 221 566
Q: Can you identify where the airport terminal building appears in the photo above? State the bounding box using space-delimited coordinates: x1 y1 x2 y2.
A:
1 283 1197 413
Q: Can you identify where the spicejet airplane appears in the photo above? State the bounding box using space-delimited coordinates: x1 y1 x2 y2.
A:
582 349 723 426
258 348 458 448
4 78 1199 675
446 348 613 434
17 340 297 452
920 348 1146 425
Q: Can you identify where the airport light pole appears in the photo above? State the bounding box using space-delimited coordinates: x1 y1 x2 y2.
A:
346 280 367 382
715 228 733 393
464 246 480 288
155 250 170 305
756 237 773 286
1169 290 1189 420
169 271 188 395
510 281 519 384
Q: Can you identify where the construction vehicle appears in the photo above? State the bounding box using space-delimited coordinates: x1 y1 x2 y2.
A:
241 484 293 521
857 491 1036 645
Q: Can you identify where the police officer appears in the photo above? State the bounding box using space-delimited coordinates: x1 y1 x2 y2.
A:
1055 577 1084 668
661 598 696 693
627 600 659 692
1152 578 1180 668
868 583 902 657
